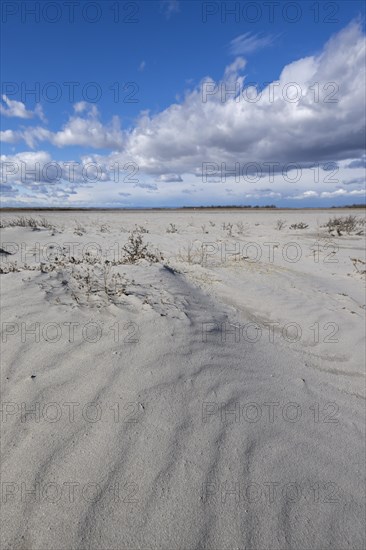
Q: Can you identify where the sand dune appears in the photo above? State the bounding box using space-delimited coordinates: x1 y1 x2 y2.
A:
1 209 365 549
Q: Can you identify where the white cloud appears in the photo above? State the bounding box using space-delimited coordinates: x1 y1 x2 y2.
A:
223 57 246 87
113 21 365 185
13 104 124 150
320 188 365 198
229 32 276 55
0 129 20 143
0 94 45 121
0 150 111 201
73 101 90 114
155 174 183 183
292 190 319 199
9 22 365 176
52 113 123 149
2 21 365 205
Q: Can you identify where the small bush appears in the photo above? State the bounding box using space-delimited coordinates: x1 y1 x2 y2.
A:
122 231 160 263
74 220 86 235
289 222 309 230
166 223 178 233
177 242 206 265
222 222 233 236
236 222 246 235
275 219 286 230
324 215 364 235
350 257 366 274
135 224 149 234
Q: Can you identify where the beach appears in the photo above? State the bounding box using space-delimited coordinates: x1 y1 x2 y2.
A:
1 208 365 549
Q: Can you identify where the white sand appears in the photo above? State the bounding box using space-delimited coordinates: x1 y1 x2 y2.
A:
1 209 365 549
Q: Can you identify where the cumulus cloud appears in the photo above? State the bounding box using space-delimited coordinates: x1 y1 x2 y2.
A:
0 129 20 143
0 150 113 202
0 95 45 121
2 21 365 205
223 56 246 87
73 101 91 114
52 111 123 149
292 190 320 199
11 103 124 150
292 188 365 199
109 20 364 190
320 188 365 198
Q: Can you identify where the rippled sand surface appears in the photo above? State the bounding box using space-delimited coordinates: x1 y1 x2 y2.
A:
1 209 365 549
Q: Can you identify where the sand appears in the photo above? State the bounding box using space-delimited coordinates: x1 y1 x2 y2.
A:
0 209 365 549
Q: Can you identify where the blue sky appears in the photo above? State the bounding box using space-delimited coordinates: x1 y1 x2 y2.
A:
1 0 365 207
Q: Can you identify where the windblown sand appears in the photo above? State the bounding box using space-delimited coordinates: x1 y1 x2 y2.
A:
1 209 365 550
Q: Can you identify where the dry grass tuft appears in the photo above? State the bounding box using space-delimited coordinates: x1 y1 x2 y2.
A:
122 230 161 263
0 216 55 230
324 215 365 236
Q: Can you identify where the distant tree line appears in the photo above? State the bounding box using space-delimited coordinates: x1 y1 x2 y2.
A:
334 204 366 209
183 205 277 209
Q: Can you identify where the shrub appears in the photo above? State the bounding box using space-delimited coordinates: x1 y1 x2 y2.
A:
236 222 246 235
122 230 160 263
275 219 286 230
289 222 309 229
166 223 178 233
1 216 55 230
222 222 233 236
350 257 366 274
177 242 206 265
74 220 86 235
324 215 363 235
135 224 149 233
99 224 110 233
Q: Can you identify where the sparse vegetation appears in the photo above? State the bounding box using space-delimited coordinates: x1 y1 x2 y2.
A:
122 230 160 263
289 222 309 230
74 220 86 235
275 219 287 230
166 223 178 233
0 216 55 230
99 224 110 233
350 257 366 275
135 224 149 234
236 222 246 235
324 215 364 235
67 263 127 303
222 222 233 236
177 241 207 265
0 262 23 274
